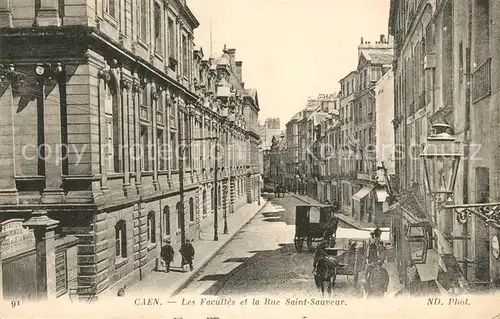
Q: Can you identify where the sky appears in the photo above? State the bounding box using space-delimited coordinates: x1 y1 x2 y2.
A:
187 0 391 128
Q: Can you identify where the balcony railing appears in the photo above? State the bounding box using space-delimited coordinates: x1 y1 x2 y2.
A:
472 57 491 103
140 106 148 121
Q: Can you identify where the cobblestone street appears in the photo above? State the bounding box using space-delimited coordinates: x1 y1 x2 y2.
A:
177 194 362 297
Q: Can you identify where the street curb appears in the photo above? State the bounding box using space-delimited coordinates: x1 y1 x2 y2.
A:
169 198 270 297
291 194 367 231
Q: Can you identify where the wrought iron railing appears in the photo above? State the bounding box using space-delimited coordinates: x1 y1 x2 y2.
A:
472 57 491 102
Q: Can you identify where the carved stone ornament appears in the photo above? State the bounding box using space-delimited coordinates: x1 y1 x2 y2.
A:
34 63 63 81
98 64 112 81
0 64 27 88
132 78 140 92
151 83 164 100
120 78 131 90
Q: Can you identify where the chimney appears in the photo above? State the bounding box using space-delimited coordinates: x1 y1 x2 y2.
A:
235 61 243 82
360 37 364 44
226 48 236 67
380 34 386 43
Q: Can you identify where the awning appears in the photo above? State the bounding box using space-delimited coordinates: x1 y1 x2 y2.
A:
352 185 374 201
375 188 389 202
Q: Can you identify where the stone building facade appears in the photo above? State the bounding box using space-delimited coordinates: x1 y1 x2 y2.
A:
390 0 500 290
338 70 358 215
349 36 393 226
0 0 260 300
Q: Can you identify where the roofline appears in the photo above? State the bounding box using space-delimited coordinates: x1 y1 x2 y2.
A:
182 5 200 28
339 70 358 83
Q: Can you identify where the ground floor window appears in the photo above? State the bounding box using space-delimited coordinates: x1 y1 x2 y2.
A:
115 220 127 258
147 211 156 243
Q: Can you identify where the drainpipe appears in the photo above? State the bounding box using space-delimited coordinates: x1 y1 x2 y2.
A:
461 0 473 282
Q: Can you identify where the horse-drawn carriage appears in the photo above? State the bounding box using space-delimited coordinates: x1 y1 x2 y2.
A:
294 204 339 252
313 228 391 296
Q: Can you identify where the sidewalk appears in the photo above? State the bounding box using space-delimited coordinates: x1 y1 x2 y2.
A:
292 193 377 230
126 198 268 298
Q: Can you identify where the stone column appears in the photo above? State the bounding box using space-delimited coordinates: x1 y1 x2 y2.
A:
36 0 61 27
132 78 142 194
166 90 172 185
23 210 59 300
151 83 159 191
120 78 132 195
97 67 109 193
40 69 65 204
0 67 19 204
0 232 7 299
0 0 12 27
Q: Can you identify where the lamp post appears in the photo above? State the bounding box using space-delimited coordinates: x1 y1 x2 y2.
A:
421 123 500 223
420 123 463 205
419 122 464 246
418 122 500 290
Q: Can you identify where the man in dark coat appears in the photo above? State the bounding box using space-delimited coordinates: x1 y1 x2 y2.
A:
366 260 389 297
160 239 175 272
180 239 195 272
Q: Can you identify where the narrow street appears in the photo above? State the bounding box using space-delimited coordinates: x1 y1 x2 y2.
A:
176 194 361 297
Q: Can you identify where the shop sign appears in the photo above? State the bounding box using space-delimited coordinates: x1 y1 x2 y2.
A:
0 219 36 260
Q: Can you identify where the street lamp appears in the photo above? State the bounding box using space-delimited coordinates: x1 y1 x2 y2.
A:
420 122 463 203
421 122 500 226
220 104 235 235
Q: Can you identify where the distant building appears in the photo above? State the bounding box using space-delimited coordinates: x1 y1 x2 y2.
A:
284 93 339 195
259 117 281 149
349 35 393 227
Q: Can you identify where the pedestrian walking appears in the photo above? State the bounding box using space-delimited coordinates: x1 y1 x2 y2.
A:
366 260 389 298
367 237 379 263
160 239 174 272
378 242 387 263
179 239 195 272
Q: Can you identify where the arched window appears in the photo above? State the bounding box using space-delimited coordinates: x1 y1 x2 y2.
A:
163 206 170 236
104 79 120 173
189 197 194 221
176 202 182 230
147 211 156 243
115 220 127 258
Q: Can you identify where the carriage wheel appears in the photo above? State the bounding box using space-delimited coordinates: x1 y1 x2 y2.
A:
294 237 304 252
306 237 313 251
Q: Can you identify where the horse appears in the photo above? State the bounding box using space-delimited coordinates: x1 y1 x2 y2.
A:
314 255 338 296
